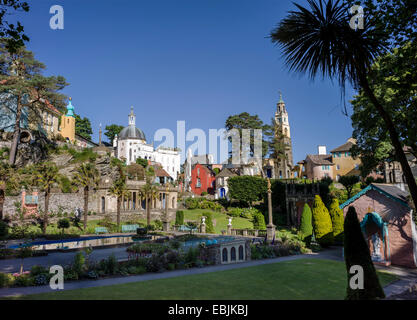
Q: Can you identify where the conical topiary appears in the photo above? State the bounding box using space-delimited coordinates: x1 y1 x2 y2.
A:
204 212 215 234
329 198 344 244
312 195 334 247
344 206 385 300
300 203 313 245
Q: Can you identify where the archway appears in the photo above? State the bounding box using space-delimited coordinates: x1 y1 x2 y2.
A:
360 212 390 264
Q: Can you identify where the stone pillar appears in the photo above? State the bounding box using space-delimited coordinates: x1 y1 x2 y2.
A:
227 224 232 235
267 178 276 242
201 223 206 234
163 220 170 232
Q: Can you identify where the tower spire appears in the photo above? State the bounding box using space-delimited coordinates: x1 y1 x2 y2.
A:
128 106 136 126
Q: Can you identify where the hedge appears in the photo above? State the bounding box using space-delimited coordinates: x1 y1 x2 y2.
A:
329 198 344 244
300 203 313 245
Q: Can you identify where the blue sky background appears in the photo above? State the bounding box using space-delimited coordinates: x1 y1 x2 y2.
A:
16 0 356 163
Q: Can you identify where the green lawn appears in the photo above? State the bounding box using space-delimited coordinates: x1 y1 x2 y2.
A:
178 209 253 233
14 259 397 300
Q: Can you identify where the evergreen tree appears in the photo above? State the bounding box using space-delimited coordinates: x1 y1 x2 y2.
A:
312 195 334 247
104 124 124 144
74 113 93 141
300 203 313 245
204 212 215 233
329 198 344 244
251 210 266 230
344 206 385 300
175 210 184 226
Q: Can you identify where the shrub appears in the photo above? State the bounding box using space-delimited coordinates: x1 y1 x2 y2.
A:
251 210 266 230
312 195 334 247
227 207 241 218
344 206 385 300
0 272 13 288
184 247 200 266
175 210 184 226
30 265 48 276
204 212 215 233
13 273 34 287
34 274 48 286
201 191 208 196
329 198 344 244
146 254 165 273
153 219 163 231
300 203 313 245
57 218 70 234
73 252 86 276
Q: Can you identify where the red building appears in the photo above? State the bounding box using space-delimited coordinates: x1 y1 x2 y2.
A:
190 164 216 195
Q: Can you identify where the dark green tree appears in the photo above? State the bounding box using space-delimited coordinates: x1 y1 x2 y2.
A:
104 124 124 144
344 206 385 300
300 203 313 245
0 41 68 165
136 157 148 168
74 113 93 141
204 212 215 234
270 0 417 212
225 112 272 161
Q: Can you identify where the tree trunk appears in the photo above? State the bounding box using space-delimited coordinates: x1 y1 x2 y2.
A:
117 197 121 228
146 196 151 226
43 190 50 235
359 75 417 209
83 187 89 231
9 95 23 165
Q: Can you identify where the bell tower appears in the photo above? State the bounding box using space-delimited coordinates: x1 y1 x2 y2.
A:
274 92 294 179
60 97 76 143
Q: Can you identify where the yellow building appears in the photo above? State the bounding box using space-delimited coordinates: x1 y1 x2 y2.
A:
330 138 361 181
60 97 76 143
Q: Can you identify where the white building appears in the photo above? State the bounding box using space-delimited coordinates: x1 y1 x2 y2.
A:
114 107 181 180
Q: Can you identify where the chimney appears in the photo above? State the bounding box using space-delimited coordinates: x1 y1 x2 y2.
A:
318 145 327 155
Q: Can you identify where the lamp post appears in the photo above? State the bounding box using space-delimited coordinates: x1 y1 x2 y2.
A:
266 178 276 242
163 184 170 232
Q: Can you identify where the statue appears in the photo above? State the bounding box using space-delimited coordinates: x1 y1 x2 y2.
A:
201 216 206 225
228 217 232 226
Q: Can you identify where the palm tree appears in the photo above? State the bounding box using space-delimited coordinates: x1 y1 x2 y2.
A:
109 178 130 229
73 163 100 231
140 182 159 227
34 162 60 234
270 0 417 208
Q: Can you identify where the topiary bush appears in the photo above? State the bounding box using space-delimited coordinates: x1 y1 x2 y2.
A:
344 206 385 300
175 210 184 226
329 198 344 244
300 203 313 245
251 210 266 230
204 212 215 233
312 195 334 247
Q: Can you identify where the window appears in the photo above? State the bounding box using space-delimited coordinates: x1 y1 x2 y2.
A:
238 245 244 260
196 178 201 188
231 247 236 261
197 168 200 176
222 248 228 262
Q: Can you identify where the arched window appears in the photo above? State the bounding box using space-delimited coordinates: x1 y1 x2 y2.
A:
231 247 236 261
239 245 244 260
101 197 105 213
222 248 228 262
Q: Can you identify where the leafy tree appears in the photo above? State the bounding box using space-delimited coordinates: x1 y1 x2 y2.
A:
228 176 267 207
136 157 148 168
225 112 272 162
0 1 30 52
312 195 333 247
329 198 344 243
270 0 417 211
74 113 93 141
126 163 145 180
350 43 417 175
34 162 60 234
344 206 384 300
300 203 313 245
0 161 13 219
73 163 100 231
104 124 124 144
339 175 360 199
0 41 68 165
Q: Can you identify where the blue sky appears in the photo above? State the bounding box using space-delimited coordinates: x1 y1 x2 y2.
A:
16 0 356 163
